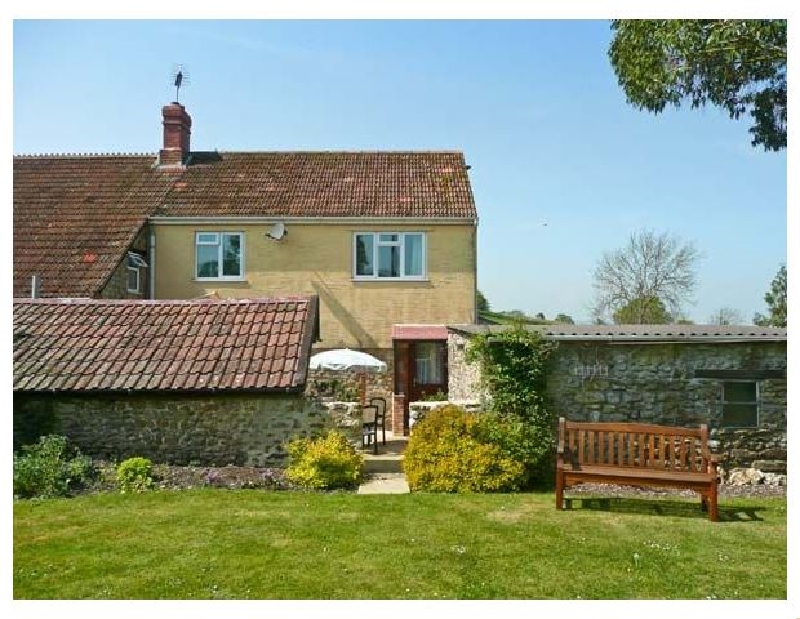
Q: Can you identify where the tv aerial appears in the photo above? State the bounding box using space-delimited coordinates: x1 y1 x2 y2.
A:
171 64 190 103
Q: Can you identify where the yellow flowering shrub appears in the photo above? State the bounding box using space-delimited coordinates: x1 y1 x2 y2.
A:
286 431 364 489
403 405 525 493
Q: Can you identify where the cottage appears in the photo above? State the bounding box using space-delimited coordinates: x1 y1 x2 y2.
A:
447 324 788 473
13 296 326 466
13 101 480 434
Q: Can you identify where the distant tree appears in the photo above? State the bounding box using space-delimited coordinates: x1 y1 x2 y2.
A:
754 264 787 327
593 229 699 321
534 312 546 321
708 307 744 325
609 19 787 151
676 318 695 325
554 313 575 324
613 296 673 324
476 289 490 313
505 310 527 319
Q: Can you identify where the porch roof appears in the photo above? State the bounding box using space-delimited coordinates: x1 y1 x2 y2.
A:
391 325 449 341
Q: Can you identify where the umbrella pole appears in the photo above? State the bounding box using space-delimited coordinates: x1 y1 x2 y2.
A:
358 372 367 406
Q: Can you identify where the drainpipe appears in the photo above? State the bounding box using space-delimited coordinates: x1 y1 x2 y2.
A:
148 231 156 299
31 275 41 299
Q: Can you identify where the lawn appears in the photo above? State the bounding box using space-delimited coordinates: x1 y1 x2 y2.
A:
13 490 786 599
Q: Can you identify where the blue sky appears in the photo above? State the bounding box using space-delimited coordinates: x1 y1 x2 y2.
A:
13 19 787 324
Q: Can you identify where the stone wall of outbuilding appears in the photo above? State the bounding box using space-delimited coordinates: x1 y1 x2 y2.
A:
14 391 346 466
447 330 787 473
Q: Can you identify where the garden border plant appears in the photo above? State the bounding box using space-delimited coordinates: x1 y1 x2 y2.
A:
465 322 558 488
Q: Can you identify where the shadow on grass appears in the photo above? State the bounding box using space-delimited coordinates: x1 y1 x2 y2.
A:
564 496 765 522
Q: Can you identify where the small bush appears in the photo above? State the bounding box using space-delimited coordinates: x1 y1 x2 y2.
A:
403 405 526 493
286 431 364 489
472 412 554 488
116 457 154 494
13 435 94 499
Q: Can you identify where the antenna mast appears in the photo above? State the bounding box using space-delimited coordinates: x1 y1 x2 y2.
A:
171 64 190 103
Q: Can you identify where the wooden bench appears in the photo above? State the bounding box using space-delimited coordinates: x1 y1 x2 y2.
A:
556 418 720 521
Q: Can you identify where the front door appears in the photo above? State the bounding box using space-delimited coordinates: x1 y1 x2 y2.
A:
409 341 448 403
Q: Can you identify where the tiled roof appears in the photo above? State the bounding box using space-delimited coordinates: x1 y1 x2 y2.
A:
155 151 477 219
13 296 319 393
448 324 787 342
391 325 449 340
13 155 179 298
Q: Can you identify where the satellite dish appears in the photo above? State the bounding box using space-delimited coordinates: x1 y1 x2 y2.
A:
266 221 286 240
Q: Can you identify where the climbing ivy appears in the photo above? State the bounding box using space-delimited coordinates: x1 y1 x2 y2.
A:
466 324 558 485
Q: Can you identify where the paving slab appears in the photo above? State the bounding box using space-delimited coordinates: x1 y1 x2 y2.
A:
357 473 410 494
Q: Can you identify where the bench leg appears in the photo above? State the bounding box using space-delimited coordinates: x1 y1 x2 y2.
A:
708 483 719 522
555 473 564 510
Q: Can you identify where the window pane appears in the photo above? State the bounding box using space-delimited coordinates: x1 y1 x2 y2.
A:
723 382 756 402
196 244 219 278
127 268 139 292
404 234 423 276
379 233 399 243
197 233 218 244
378 244 400 277
355 234 374 276
722 404 757 427
222 234 242 277
415 342 444 384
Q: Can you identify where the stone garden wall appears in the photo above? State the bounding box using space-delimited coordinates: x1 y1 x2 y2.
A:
448 330 787 473
14 392 351 467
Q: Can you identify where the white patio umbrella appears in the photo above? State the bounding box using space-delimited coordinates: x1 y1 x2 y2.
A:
309 348 386 405
309 349 387 372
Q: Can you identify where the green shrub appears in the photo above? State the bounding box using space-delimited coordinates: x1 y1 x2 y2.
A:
116 457 154 494
472 412 554 488
13 435 94 499
403 405 526 493
286 431 364 489
466 324 558 482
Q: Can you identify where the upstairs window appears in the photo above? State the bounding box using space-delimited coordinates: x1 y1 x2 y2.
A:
195 232 244 280
127 252 148 293
721 381 758 428
354 232 426 280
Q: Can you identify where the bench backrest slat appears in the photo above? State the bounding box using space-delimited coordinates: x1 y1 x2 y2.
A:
559 418 709 473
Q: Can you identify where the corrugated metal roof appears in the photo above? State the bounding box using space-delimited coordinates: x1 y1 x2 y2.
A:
447 323 787 342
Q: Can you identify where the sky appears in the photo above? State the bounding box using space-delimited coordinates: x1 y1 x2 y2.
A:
12 18 788 324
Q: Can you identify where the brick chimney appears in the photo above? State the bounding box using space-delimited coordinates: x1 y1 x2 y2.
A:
159 102 191 166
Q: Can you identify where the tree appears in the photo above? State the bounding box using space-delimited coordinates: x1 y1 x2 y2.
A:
554 313 575 324
476 289 490 313
754 264 787 327
708 307 744 325
593 229 699 322
609 20 787 151
613 296 672 324
534 312 546 321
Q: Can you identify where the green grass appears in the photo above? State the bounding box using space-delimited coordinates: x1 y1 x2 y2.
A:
14 490 785 599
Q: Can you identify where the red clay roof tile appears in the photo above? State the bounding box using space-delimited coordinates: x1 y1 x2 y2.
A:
13 296 318 393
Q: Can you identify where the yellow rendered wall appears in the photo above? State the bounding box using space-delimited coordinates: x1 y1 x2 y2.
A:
153 223 476 349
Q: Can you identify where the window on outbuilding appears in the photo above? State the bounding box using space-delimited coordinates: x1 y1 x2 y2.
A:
721 381 758 428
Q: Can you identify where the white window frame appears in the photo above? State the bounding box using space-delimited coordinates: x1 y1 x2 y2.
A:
352 232 427 281
195 232 245 281
720 380 760 428
126 252 148 294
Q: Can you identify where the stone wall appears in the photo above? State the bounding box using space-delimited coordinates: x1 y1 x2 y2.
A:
408 400 482 431
305 347 394 429
447 331 787 472
14 391 350 467
98 228 149 299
